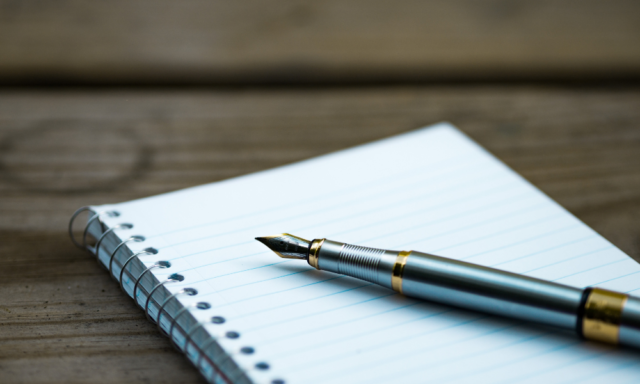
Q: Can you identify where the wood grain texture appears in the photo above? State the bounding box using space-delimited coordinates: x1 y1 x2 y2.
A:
0 87 639 383
0 230 206 384
1 0 640 84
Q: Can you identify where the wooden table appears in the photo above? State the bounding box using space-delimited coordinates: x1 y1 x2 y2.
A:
1 2 640 383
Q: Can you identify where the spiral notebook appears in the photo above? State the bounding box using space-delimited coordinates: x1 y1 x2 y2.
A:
71 123 640 384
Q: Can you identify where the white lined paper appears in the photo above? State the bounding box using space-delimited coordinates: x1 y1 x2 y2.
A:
98 123 640 384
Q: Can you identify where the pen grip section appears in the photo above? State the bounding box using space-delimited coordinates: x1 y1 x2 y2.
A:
316 240 398 288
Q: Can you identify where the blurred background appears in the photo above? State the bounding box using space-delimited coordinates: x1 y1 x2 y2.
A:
1 1 639 383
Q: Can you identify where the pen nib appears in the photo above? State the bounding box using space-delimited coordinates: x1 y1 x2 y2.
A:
255 234 310 260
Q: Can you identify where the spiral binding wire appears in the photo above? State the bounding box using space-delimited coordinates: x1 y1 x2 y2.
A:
133 261 171 308
183 313 212 353
169 302 212 351
108 235 145 276
215 337 266 384
156 288 198 335
69 206 119 250
94 223 133 263
193 317 242 384
69 207 283 384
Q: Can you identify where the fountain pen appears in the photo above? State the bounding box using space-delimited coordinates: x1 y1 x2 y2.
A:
256 233 640 349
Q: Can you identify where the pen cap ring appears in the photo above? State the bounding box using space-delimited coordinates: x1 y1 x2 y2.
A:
581 288 628 344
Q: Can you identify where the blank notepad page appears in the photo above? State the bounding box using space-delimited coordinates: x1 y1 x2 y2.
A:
98 123 640 384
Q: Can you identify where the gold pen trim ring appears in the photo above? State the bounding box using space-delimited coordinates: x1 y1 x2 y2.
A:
582 287 628 345
391 251 411 294
308 239 325 270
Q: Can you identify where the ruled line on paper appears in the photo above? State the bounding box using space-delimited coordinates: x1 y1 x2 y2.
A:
153 176 533 274
522 246 614 274
457 224 580 261
426 339 584 384
159 164 512 257
143 164 509 275
215 273 344 297
303 319 548 383
156 178 513 265
147 152 481 239
268 306 487 357
174 188 536 263
552 257 629 281
557 359 640 384
277 308 467 362
284 310 486 371
592 269 640 286
244 291 399 333
231 281 370 319
163 196 540 277
336 188 540 244
501 347 618 384
409 328 634 384
490 235 597 267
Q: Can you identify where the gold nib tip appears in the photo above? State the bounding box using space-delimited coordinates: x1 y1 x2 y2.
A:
254 233 310 260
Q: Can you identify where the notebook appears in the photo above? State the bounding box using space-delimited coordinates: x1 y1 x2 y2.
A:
71 123 640 384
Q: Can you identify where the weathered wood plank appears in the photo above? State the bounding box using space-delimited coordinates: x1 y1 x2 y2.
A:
1 0 640 84
0 230 206 384
0 87 639 383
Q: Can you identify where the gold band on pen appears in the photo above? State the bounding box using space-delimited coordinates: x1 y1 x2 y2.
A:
582 288 628 344
391 251 412 294
308 239 325 269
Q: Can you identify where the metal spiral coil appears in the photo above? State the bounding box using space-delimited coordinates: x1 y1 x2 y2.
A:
68 206 280 384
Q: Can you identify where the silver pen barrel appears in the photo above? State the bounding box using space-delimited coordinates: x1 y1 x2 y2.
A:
309 238 640 349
